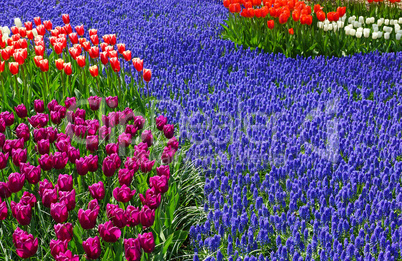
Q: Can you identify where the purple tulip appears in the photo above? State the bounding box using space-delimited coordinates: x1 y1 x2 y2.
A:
3 138 24 154
98 221 121 243
11 201 32 225
161 146 176 164
107 112 119 127
149 175 169 194
55 138 71 153
86 135 99 152
118 168 134 186
51 202 68 223
126 205 141 227
66 111 75 123
59 189 76 211
55 250 79 261
75 108 86 120
139 187 161 209
133 116 145 129
139 205 155 228
19 191 37 207
20 162 41 184
105 143 119 155
156 165 170 180
50 239 68 258
47 99 59 111
163 124 174 139
125 125 138 136
78 206 99 230
65 97 77 110
67 146 80 164
86 155 98 172
141 130 153 147
99 126 111 141
54 223 73 242
57 174 73 191
74 125 88 139
102 156 117 177
0 133 5 148
46 127 58 143
106 203 128 228
14 104 28 118
83 236 101 259
105 96 118 109
118 132 132 148
113 185 136 203
11 148 27 167
38 179 53 197
123 107 134 122
54 105 67 119
1 111 15 126
124 157 140 173
0 152 9 170
135 142 148 152
41 188 58 208
140 160 155 173
13 229 38 259
139 232 155 253
51 111 62 125
8 172 25 193
34 99 45 113
124 238 142 261
0 182 11 198
36 139 50 155
88 181 105 200
88 96 102 111
0 118 5 133
28 113 49 128
16 123 30 141
53 152 69 170
76 157 89 176
0 199 7 220
155 115 167 131
38 153 53 171
33 128 46 142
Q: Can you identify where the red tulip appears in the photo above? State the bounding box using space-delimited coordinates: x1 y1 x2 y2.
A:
9 62 19 75
289 28 294 35
34 17 42 26
0 61 5 73
63 62 72 75
117 43 125 54
76 55 86 68
39 59 49 72
62 14 70 24
55 58 64 71
122 50 131 61
132 58 143 72
43 20 52 31
110 57 120 72
89 46 99 59
143 68 152 82
109 34 117 45
89 65 99 77
75 24 84 36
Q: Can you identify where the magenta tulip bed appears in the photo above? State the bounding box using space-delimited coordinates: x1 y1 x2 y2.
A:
1 0 402 260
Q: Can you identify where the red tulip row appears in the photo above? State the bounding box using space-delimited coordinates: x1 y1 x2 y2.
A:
0 14 152 105
0 95 178 260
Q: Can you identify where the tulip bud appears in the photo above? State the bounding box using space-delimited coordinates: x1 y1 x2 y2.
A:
39 59 49 72
62 14 70 24
105 96 118 109
9 62 19 75
139 232 155 253
14 104 27 118
132 58 143 72
88 96 102 110
143 68 152 82
75 24 84 36
63 62 72 75
89 65 99 77
139 205 155 227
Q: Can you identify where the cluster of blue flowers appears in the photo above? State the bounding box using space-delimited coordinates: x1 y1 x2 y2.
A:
2 0 402 260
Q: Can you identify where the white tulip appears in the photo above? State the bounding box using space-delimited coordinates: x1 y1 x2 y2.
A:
340 21 345 28
359 16 364 24
373 24 378 32
349 28 356 36
384 32 390 39
357 27 363 32
356 31 362 38
345 27 350 35
348 16 356 24
333 24 338 32
366 18 372 24
318 22 323 29
397 30 402 35
2 26 10 36
14 18 22 28
1 34 8 43
397 33 401 40
377 31 383 38
324 19 330 25
328 24 333 31
395 24 401 31
341 16 346 22
324 24 329 31
378 19 383 27
32 28 38 37
337 21 342 28
390 20 395 26
385 19 389 25
370 17 375 24
363 28 370 38
372 32 378 39
399 18 402 24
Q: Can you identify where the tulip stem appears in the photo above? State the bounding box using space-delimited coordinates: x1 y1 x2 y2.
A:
95 76 100 94
147 82 149 97
21 65 28 107
0 74 6 110
14 75 21 103
61 70 64 98
41 72 47 102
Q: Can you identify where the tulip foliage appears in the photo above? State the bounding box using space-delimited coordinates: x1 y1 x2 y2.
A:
221 0 402 57
0 95 189 260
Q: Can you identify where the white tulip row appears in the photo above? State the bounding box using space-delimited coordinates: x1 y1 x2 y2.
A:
317 15 402 40
1 18 39 43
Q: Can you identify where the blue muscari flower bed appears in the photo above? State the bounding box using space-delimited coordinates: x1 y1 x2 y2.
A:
1 0 402 260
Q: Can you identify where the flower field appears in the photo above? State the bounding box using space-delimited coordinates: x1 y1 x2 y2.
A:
0 0 402 260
